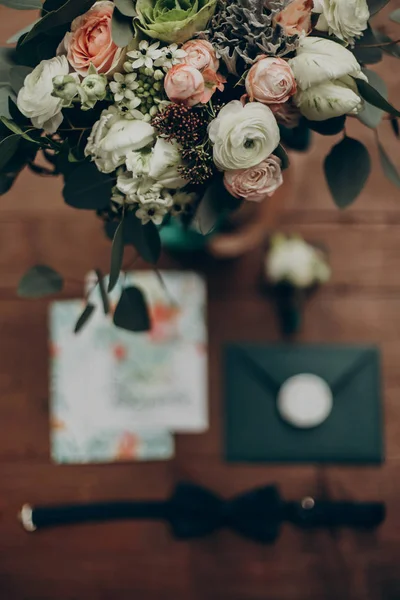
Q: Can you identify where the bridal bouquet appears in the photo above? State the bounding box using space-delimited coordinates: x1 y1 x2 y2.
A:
0 0 399 330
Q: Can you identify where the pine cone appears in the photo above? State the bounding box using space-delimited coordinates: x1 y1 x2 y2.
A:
204 0 299 75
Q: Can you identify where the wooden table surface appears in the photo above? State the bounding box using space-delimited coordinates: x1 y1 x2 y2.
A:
1 5 400 599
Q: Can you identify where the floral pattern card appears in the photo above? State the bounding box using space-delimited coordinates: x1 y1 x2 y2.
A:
49 271 207 464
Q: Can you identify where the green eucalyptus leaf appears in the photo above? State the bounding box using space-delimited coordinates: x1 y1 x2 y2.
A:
274 144 289 169
0 85 15 119
6 20 39 44
390 8 400 23
74 302 96 333
0 0 41 9
63 161 114 210
112 8 135 47
352 25 382 65
0 116 38 143
108 219 125 293
373 30 400 59
355 78 400 118
0 134 20 170
104 212 162 264
115 0 137 17
9 65 32 94
367 0 390 15
358 68 387 129
195 177 242 235
305 115 346 136
390 117 399 139
17 265 63 298
94 268 110 314
21 0 96 46
324 137 371 208
378 141 400 188
113 285 151 332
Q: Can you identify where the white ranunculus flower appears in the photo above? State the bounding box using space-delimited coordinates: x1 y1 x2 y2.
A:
265 235 331 288
125 150 152 176
295 76 364 121
313 0 369 46
85 108 155 173
289 37 367 91
208 100 280 171
17 56 69 133
149 138 188 189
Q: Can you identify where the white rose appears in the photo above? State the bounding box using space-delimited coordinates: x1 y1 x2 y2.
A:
265 235 331 288
17 56 69 133
85 108 155 173
313 0 369 46
148 138 188 189
295 76 364 121
289 37 367 91
208 100 280 171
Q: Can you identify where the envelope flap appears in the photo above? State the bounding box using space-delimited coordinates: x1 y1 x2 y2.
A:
234 344 378 390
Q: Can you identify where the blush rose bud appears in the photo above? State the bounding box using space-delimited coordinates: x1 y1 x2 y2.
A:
245 56 297 105
223 155 283 202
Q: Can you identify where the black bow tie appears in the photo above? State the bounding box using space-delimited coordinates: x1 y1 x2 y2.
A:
19 482 385 544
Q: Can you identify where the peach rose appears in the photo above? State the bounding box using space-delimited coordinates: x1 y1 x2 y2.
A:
181 39 219 72
245 56 297 105
61 1 124 76
274 0 313 36
201 67 226 103
224 155 283 202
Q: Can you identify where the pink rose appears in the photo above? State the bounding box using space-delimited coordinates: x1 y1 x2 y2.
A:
245 56 297 105
274 0 313 36
181 39 219 72
164 64 205 107
61 1 124 76
224 156 283 202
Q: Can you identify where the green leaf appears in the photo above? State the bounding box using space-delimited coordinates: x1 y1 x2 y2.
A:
352 25 382 66
115 0 137 17
274 144 289 169
305 115 346 136
94 268 110 314
0 85 15 119
0 134 20 170
105 212 161 264
74 302 96 333
324 137 371 208
0 0 41 9
390 8 400 23
367 0 390 15
108 219 125 293
21 0 96 46
6 20 39 44
9 65 32 94
112 8 135 47
17 265 63 298
195 177 242 235
63 161 114 210
390 117 399 139
358 69 387 129
0 116 37 143
378 142 400 188
113 286 151 332
373 30 400 59
355 78 400 118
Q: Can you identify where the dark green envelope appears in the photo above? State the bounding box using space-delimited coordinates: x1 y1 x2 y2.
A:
225 344 384 464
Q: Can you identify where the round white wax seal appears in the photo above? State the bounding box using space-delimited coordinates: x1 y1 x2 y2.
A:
277 374 333 429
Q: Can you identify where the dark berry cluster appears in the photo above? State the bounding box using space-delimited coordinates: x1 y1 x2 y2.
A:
151 103 222 185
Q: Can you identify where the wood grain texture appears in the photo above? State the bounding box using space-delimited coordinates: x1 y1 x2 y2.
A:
1 2 400 599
